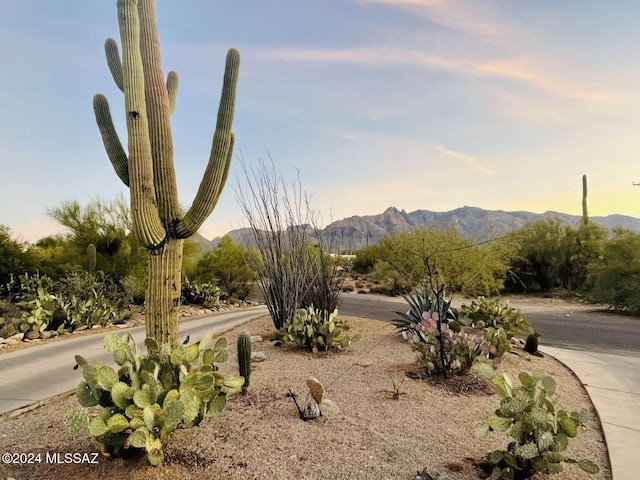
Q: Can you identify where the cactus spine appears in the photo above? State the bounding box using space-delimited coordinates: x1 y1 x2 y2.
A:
237 331 251 394
86 243 96 273
582 174 589 226
93 0 239 345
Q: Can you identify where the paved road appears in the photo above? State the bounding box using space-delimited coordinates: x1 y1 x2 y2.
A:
0 306 269 414
340 293 640 357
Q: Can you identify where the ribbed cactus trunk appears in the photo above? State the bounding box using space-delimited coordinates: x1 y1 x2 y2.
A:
582 174 589 226
86 243 97 274
94 0 239 345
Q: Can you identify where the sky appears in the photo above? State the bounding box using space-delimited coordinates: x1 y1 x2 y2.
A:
2 0 640 244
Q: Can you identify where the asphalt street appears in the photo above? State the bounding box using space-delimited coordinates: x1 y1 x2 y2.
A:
339 293 640 357
0 306 269 414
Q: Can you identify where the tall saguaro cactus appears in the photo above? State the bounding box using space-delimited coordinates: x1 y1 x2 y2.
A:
94 0 239 345
582 174 589 226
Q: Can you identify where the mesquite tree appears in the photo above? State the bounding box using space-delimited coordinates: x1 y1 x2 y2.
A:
93 0 239 345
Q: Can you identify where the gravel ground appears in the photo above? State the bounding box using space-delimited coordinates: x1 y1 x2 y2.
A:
0 315 610 480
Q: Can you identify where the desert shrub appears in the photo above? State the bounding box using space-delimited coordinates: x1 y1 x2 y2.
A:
506 219 605 292
66 331 243 466
0 225 39 287
351 244 381 274
587 228 640 312
193 236 258 300
372 227 514 296
181 277 220 307
273 307 361 354
474 365 600 478
120 274 146 306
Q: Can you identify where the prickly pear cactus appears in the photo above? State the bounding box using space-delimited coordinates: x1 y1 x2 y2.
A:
66 331 243 465
273 307 361 353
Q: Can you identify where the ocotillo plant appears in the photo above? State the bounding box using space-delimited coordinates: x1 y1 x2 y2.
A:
93 0 239 345
86 243 96 274
582 174 589 226
237 331 252 394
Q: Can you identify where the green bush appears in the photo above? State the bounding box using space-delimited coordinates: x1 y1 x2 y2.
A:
474 365 599 478
66 331 244 465
587 228 640 312
273 307 361 353
120 274 146 306
56 271 120 329
193 236 258 300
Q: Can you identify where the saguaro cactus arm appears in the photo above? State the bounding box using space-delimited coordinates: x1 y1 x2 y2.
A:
167 71 178 115
117 0 166 249
105 38 124 92
173 48 239 238
93 94 129 186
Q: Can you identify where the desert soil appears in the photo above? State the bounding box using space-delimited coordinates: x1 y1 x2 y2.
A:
0 314 610 480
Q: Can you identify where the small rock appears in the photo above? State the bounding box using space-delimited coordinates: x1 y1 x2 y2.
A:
250 335 262 344
251 351 267 362
50 330 60 337
233 303 240 307
23 331 40 340
40 331 54 339
92 324 103 329
0 337 5 344
415 468 455 480
9 333 22 341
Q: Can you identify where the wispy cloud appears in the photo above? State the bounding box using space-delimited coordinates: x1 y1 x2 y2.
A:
246 45 639 112
356 0 510 43
437 145 494 176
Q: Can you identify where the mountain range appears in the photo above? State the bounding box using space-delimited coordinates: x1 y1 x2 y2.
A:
193 206 640 252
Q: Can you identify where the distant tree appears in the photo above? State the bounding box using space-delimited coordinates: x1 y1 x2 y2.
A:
506 218 605 292
193 235 258 299
588 228 640 311
46 195 145 279
371 227 513 296
30 234 84 279
351 244 381 275
0 225 38 287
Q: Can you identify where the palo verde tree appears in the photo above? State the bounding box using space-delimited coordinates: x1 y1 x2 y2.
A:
93 0 239 345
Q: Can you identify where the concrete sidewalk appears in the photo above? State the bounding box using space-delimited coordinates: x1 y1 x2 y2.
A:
540 346 640 480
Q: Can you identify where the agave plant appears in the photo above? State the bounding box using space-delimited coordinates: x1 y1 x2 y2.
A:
392 287 457 341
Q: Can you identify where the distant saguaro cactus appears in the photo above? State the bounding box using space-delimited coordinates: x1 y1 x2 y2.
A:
93 0 239 345
582 174 589 226
86 243 96 273
237 331 252 394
